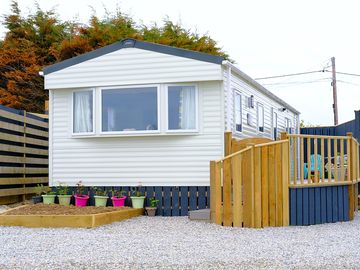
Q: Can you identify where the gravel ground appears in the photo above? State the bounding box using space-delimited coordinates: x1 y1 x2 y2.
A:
0 214 360 270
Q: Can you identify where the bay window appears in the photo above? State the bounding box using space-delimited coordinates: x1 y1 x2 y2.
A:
101 86 158 132
167 85 197 131
73 90 94 134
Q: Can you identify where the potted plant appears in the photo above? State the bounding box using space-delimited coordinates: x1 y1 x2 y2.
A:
93 187 109 207
145 197 159 216
57 183 72 206
130 184 146 209
111 189 127 207
32 184 48 204
42 188 57 205
74 181 89 207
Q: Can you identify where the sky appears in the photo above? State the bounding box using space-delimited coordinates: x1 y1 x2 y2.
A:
1 0 359 126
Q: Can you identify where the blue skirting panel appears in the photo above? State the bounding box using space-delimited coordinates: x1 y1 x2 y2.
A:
289 185 349 226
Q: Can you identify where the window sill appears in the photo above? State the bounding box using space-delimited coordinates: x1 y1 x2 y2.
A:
71 131 199 138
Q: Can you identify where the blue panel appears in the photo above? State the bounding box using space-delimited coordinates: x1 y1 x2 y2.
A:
338 186 344 221
163 187 171 216
296 189 303 225
315 187 321 224
198 186 206 209
123 187 131 206
332 186 338 222
303 188 309 225
171 187 180 216
326 187 333 223
145 186 155 207
189 187 198 211
180 187 189 216
320 187 327 223
206 186 210 208
289 189 297 225
308 188 315 225
343 186 350 221
154 186 163 216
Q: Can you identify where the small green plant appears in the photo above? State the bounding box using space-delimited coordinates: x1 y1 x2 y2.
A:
93 187 108 197
57 183 69 196
34 184 50 196
76 180 86 196
112 189 125 198
149 197 159 208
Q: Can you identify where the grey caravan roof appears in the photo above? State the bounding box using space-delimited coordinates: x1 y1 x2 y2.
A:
43 38 226 75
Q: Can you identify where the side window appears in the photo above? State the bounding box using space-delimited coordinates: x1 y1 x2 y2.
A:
234 91 242 132
286 118 292 134
257 103 264 132
73 90 94 134
273 110 278 140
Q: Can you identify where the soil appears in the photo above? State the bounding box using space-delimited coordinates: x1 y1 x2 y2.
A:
1 204 130 216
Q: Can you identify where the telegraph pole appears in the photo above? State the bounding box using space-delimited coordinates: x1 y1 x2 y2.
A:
331 57 338 125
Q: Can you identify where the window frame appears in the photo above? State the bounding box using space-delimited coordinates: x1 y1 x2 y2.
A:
286 117 292 134
71 88 95 136
257 102 265 133
99 84 161 135
272 109 278 140
165 83 199 133
233 90 243 134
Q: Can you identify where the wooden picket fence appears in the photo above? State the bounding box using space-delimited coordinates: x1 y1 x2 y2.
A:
210 138 289 228
0 105 48 204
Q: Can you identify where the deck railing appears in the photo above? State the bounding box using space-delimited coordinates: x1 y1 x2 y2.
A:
210 139 289 228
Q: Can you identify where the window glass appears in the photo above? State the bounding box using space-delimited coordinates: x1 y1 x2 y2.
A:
286 118 292 134
102 87 158 132
235 92 242 132
258 104 264 132
73 91 93 133
168 86 196 130
273 111 278 140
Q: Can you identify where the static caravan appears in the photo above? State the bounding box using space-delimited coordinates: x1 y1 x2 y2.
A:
43 38 300 215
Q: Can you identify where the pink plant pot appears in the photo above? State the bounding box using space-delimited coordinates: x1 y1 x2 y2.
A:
75 195 89 207
111 196 126 207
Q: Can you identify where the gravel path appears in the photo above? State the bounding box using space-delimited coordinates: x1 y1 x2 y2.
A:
1 214 360 270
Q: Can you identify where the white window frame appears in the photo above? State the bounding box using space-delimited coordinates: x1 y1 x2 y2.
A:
272 109 278 140
165 83 199 133
257 102 265 133
71 88 95 136
286 118 292 134
99 84 161 135
233 90 242 134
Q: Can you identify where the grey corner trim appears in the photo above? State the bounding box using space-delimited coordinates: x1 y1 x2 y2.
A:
224 62 300 115
43 38 225 75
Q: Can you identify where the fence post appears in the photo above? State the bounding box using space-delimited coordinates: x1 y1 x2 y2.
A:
347 132 355 219
224 132 232 156
243 144 255 227
280 132 288 140
22 111 27 202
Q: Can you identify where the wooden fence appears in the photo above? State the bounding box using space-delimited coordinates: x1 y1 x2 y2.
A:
210 139 289 228
0 105 48 204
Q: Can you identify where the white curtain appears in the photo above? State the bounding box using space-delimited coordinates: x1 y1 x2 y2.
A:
107 107 116 131
74 91 92 133
179 87 195 129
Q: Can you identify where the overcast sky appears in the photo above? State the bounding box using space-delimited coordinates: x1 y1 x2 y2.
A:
1 0 359 126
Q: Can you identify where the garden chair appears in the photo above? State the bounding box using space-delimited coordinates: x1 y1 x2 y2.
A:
304 154 323 179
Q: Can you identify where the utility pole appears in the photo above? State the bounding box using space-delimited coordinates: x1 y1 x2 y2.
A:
331 57 338 125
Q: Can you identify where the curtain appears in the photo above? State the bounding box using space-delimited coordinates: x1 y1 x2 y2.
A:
107 107 115 131
74 91 92 133
179 87 195 129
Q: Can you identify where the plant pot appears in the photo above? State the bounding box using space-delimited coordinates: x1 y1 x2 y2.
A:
145 207 157 216
111 196 126 207
130 196 146 209
58 195 72 206
42 195 56 205
94 196 108 207
74 195 89 207
32 196 43 204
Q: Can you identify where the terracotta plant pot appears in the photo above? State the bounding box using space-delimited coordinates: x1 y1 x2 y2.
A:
111 196 126 207
75 195 89 207
32 196 42 204
145 207 157 216
130 196 146 209
42 195 56 205
94 196 108 207
58 195 72 206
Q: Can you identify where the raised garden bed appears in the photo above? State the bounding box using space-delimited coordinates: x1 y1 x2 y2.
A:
0 204 144 228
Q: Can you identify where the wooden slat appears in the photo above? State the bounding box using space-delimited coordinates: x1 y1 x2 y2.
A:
340 139 344 181
307 138 311 182
328 138 332 183
268 145 276 227
300 137 304 184
210 161 216 223
290 181 352 188
334 139 338 182
214 162 222 225
314 138 318 183
281 142 290 226
0 187 37 197
275 143 283 226
0 144 48 155
0 120 48 138
232 155 242 227
0 109 48 128
293 137 297 183
261 146 269 227
321 138 325 182
222 158 232 226
0 177 48 185
0 167 48 174
288 134 348 140
0 156 25 163
0 132 47 147
254 147 262 228
224 132 232 156
243 147 254 227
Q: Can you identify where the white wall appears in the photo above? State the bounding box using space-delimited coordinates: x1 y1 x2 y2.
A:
49 81 224 187
223 68 299 139
45 48 222 89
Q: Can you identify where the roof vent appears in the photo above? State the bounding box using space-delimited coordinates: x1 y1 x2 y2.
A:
122 39 135 48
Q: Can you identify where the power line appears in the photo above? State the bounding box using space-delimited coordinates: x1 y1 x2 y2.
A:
324 70 360 77
254 70 325 80
262 78 331 86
